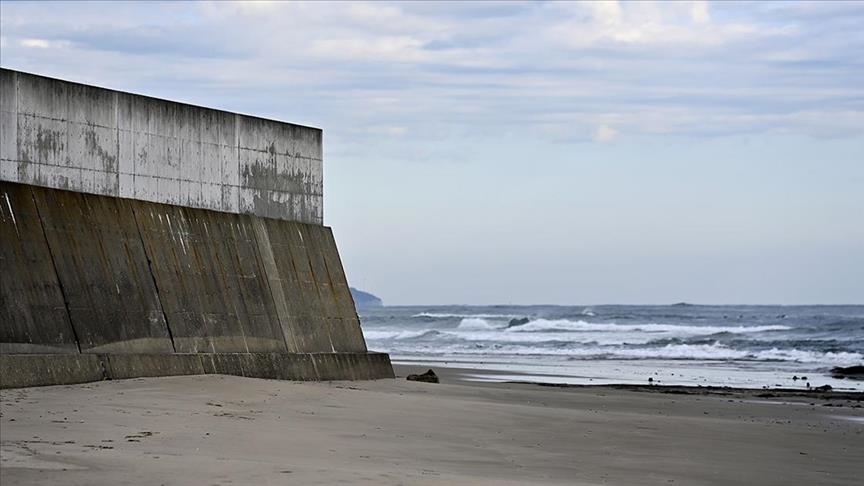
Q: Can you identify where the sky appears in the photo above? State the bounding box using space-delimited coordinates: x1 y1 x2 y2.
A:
1 1 862 305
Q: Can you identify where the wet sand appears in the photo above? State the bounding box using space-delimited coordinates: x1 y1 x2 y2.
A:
1 368 862 485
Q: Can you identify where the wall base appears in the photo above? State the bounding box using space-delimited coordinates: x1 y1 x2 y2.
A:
0 352 394 389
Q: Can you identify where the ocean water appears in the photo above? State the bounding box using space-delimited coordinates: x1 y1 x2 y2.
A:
359 305 864 391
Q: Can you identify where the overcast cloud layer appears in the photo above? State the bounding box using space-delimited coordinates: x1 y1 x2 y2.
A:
2 1 862 304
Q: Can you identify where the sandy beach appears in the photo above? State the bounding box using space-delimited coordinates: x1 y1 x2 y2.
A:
2 367 862 486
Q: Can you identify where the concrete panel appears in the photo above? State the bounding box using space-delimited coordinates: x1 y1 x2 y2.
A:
103 353 205 380
311 353 353 381
318 227 358 321
31 186 174 354
269 352 319 380
0 158 18 184
309 352 393 381
234 352 283 380
0 181 78 354
206 352 247 377
251 218 299 352
201 352 319 381
132 202 287 353
219 214 287 352
0 354 105 388
131 201 218 353
366 352 396 379
133 202 241 353
17 113 68 171
266 221 368 353
259 218 333 352
0 68 16 114
67 81 116 127
16 70 68 119
1 68 322 224
0 69 17 165
308 225 367 352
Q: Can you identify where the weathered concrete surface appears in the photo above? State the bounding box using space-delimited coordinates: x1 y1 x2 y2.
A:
1 70 389 386
30 185 175 354
0 183 78 354
0 354 105 388
0 352 393 388
0 181 390 385
255 220 368 354
132 202 287 354
102 353 206 380
0 68 323 224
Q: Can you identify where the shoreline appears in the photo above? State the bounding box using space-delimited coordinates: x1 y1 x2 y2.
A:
393 363 864 400
388 356 864 392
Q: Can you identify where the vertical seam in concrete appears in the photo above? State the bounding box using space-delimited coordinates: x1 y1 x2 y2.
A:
320 130 324 224
220 225 251 353
65 80 71 188
249 219 296 353
206 234 235 353
304 234 336 353
319 244 340 351
234 114 239 213
29 186 82 354
199 109 203 208
132 95 136 198
309 353 320 380
114 92 119 195
14 71 18 168
130 203 177 352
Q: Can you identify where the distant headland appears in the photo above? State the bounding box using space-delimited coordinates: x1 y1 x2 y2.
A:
350 288 383 308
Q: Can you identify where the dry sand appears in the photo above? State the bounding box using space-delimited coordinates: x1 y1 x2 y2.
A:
1 366 862 485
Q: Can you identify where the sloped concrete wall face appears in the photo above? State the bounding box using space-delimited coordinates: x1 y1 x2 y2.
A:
0 68 323 224
1 181 370 364
0 183 78 354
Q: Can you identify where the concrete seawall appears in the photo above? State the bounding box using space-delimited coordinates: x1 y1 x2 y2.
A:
1 69 393 387
1 181 392 387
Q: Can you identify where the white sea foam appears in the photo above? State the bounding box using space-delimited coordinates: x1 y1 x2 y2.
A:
457 318 506 330
363 329 437 340
413 312 522 319
506 319 791 335
370 341 864 364
751 348 863 364
612 346 863 364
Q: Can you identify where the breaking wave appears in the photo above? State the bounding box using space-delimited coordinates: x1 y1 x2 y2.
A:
363 329 440 340
385 342 863 364
505 318 791 335
457 317 505 330
413 312 522 319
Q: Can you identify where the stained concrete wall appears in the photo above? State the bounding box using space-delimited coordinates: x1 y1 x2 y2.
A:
0 181 367 359
0 184 78 354
0 68 323 224
0 352 395 388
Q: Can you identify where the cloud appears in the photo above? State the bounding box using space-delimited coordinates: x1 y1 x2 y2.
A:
310 36 428 63
0 0 861 149
691 1 711 24
545 0 784 49
19 38 70 49
592 124 619 143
